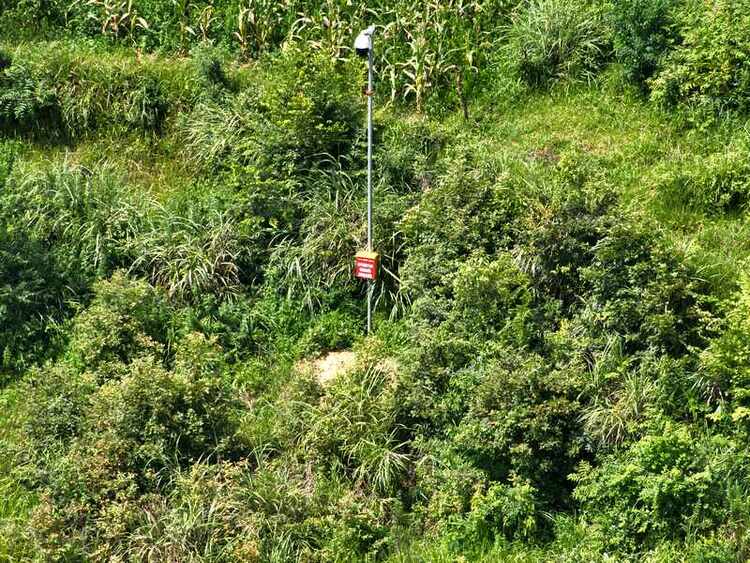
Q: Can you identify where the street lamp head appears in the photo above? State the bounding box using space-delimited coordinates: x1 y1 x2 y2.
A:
354 25 375 58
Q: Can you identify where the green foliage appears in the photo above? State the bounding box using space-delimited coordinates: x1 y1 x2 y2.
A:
181 45 361 176
129 206 249 302
447 356 584 500
572 425 742 552
650 0 750 121
652 144 750 216
399 144 520 310
0 41 199 138
455 480 539 544
610 0 681 88
295 309 362 358
6 158 147 280
8 7 750 559
26 330 240 560
303 362 411 496
576 224 714 356
506 0 611 88
513 177 616 314
0 59 59 135
0 224 69 376
699 273 750 428
67 271 171 371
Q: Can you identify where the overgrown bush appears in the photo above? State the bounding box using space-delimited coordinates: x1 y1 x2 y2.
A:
303 362 410 496
699 273 750 430
576 223 714 356
650 0 750 121
610 0 681 89
399 145 520 312
0 41 199 138
572 425 741 552
447 355 584 502
180 46 362 176
295 309 362 358
27 331 240 560
129 206 249 302
652 141 750 216
7 159 148 281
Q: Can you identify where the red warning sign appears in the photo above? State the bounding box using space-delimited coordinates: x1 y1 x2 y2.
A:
354 251 379 280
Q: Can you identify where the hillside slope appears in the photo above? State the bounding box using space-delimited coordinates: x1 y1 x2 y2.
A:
3 1 750 561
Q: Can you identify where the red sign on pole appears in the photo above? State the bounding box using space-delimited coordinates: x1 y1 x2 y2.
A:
354 251 379 280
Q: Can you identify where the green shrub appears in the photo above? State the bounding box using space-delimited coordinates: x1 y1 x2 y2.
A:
0 227 71 376
376 117 445 194
399 146 520 309
0 61 60 136
610 0 681 89
7 159 149 280
24 364 96 452
67 271 171 372
128 206 249 302
0 41 200 138
447 253 532 343
27 333 241 559
452 480 539 544
650 0 750 121
22 272 170 449
116 461 254 562
0 0 68 37
180 46 362 176
414 449 488 533
576 223 713 356
514 181 616 315
448 355 584 500
415 452 541 544
295 309 362 358
303 363 410 496
699 273 750 429
506 0 611 88
0 149 86 374
652 144 750 216
572 425 736 552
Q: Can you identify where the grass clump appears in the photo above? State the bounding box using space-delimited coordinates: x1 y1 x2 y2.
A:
506 0 611 89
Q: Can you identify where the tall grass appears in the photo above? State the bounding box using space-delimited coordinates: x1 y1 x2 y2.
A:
129 208 246 302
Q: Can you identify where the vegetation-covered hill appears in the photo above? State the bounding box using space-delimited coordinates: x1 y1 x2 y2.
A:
3 0 750 560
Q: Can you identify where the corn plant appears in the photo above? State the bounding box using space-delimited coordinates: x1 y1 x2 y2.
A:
292 0 367 60
84 0 150 43
193 4 217 43
235 0 296 59
173 0 194 52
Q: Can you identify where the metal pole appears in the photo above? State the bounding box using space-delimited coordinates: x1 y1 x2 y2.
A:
366 37 373 334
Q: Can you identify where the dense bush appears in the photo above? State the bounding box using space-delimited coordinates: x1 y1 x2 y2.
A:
6 160 148 280
610 0 681 89
699 273 750 429
180 46 362 176
0 41 199 138
8 4 750 559
576 223 714 356
572 425 745 552
650 0 750 120
652 145 750 216
26 322 241 559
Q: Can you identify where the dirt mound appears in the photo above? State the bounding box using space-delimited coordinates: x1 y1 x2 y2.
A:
301 350 357 385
